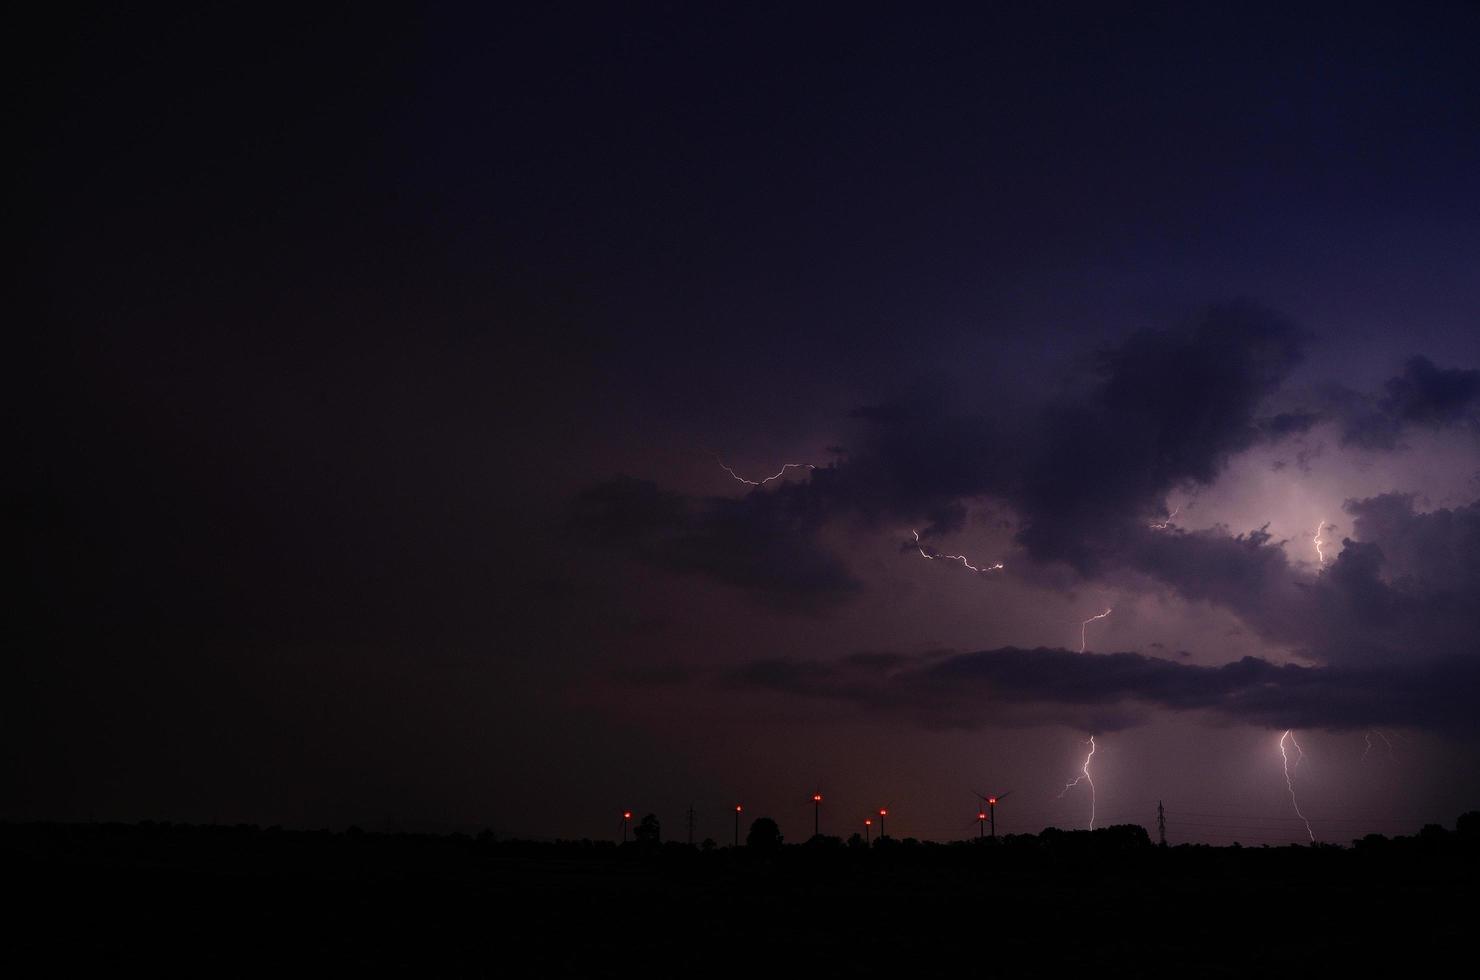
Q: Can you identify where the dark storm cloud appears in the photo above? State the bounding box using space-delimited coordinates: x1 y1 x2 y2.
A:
573 303 1312 600
1383 356 1480 426
572 303 1480 753
1007 304 1306 571
1339 356 1480 449
728 646 1480 736
568 476 859 611
1121 494 1480 672
1257 411 1323 439
822 303 1309 570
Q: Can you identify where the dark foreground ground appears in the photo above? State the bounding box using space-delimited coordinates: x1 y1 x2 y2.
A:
4 821 1475 976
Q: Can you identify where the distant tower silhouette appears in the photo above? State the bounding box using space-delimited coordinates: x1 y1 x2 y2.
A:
864 818 872 844
733 804 743 847
878 808 888 839
1157 800 1167 847
812 792 823 837
977 809 987 839
621 810 632 843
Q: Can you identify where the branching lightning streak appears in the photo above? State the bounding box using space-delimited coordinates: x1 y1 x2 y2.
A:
1078 608 1112 653
1280 730 1315 842
1056 735 1097 830
715 457 815 487
1314 520 1328 567
912 530 1004 574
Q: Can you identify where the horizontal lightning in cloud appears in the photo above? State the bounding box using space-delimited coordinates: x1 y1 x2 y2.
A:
912 530 1004 574
714 456 816 487
1148 505 1181 530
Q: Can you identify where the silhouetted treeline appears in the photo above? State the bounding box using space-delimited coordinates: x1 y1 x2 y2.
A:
5 813 1479 873
4 815 1477 974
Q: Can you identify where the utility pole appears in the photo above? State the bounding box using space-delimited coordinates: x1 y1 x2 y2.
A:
687 803 696 846
1157 800 1167 848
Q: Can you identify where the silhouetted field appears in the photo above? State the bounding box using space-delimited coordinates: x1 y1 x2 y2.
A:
4 819 1475 975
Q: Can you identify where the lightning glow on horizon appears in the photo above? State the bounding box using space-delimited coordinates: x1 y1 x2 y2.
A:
1057 735 1097 830
715 457 816 487
912 530 1005 574
1078 608 1113 653
1280 730 1315 842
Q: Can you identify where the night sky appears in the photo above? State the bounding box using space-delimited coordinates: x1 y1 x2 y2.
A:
13 4 1480 845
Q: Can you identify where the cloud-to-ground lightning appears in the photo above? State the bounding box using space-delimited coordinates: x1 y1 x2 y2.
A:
1078 608 1112 653
912 530 1005 574
1056 735 1097 830
1313 520 1329 567
1363 728 1395 762
1279 730 1315 842
714 456 816 487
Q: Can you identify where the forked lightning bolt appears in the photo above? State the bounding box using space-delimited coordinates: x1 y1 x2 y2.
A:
715 457 815 487
1313 520 1329 567
1079 608 1112 653
912 530 1004 574
1057 735 1097 830
1280 730 1315 842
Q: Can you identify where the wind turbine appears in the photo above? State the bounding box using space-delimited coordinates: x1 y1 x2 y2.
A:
973 790 1012 838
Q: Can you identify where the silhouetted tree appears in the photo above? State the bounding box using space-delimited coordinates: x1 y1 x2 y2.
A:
1419 823 1450 846
634 813 661 845
746 817 782 851
1457 811 1480 840
700 837 717 852
846 832 866 849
